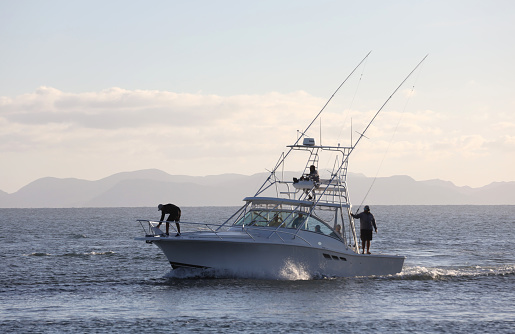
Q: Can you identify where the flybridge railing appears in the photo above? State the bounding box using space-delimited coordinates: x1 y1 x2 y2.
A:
259 143 352 205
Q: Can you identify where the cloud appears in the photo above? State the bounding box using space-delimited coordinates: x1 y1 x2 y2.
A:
1 87 514 193
1 87 323 130
6 87 503 164
1 86 234 128
492 121 515 131
0 87 325 160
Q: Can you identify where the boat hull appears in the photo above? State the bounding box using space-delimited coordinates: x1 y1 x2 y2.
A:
150 236 404 278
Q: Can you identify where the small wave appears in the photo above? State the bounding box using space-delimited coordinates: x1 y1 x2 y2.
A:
70 234 88 239
26 252 51 257
24 251 116 258
394 264 515 280
87 251 115 256
62 251 115 257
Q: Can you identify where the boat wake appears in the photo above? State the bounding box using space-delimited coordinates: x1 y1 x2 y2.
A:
161 263 515 281
394 264 515 280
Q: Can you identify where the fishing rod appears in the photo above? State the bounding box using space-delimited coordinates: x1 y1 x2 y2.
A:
351 54 428 154
351 54 429 213
298 50 372 146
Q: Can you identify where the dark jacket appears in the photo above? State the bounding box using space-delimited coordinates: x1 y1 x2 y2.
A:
351 211 377 231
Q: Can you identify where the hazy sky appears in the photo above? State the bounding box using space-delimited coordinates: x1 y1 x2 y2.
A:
1 0 514 193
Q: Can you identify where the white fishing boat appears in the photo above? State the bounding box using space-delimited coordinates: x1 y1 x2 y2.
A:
136 54 426 278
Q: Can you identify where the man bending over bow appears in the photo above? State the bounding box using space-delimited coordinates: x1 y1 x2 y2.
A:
157 203 181 237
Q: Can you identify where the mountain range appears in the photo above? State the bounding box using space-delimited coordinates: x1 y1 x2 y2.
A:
0 169 513 208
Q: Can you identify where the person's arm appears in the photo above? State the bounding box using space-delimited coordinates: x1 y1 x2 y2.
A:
160 211 165 222
372 216 377 232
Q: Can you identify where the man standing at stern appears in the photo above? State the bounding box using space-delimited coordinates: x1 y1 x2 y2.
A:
351 205 377 254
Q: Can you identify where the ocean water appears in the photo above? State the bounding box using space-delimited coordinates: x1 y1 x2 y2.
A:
0 206 514 333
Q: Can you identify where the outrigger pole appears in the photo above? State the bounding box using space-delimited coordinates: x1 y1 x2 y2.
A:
350 54 429 155
254 51 372 196
309 54 429 209
296 50 372 148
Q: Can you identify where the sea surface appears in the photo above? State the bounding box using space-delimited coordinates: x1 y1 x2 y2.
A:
1 206 514 333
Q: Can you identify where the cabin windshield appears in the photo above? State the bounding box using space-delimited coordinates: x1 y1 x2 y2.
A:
233 209 335 236
234 210 297 228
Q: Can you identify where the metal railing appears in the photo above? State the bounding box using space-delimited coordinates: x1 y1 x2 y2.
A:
137 219 313 246
138 219 224 237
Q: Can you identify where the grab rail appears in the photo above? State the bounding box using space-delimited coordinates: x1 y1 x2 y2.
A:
138 219 225 236
137 219 312 246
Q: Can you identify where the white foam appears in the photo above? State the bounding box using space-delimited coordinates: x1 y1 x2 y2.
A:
160 263 515 281
395 264 515 280
278 260 312 280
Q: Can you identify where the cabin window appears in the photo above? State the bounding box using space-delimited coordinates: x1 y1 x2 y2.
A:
234 209 334 236
234 210 268 226
299 216 333 236
233 210 297 228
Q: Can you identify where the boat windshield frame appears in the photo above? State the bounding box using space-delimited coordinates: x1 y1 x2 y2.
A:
232 205 343 241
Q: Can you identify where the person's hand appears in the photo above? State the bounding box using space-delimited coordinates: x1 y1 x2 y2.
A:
375 228 378 233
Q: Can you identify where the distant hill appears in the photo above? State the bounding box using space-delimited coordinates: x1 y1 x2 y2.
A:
0 169 514 208
346 174 515 205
